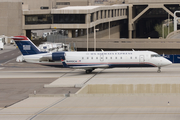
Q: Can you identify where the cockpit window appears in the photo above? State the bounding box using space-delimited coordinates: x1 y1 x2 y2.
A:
151 54 161 57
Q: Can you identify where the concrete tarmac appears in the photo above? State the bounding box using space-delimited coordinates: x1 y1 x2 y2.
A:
88 65 180 84
0 62 80 108
1 95 180 120
1 49 180 119
0 44 16 55
0 49 20 66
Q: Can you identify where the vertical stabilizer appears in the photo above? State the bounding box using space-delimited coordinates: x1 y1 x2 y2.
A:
11 36 40 55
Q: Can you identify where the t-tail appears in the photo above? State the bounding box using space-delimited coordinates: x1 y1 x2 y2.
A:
11 36 41 55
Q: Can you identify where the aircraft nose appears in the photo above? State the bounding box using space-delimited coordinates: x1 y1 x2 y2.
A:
163 59 172 66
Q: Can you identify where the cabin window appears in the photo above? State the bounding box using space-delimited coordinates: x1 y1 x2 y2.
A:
120 57 122 59
91 57 93 59
130 57 132 59
82 57 84 59
96 57 98 59
106 57 108 59
110 57 112 59
115 57 117 59
87 57 89 59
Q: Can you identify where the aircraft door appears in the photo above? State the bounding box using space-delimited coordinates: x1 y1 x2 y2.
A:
139 55 145 63
100 53 104 61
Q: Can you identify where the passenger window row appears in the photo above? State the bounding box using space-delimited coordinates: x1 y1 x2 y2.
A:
82 57 138 60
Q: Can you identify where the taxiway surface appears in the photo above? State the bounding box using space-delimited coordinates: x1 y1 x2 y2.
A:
1 45 180 120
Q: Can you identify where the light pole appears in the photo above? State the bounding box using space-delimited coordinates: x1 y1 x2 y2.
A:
86 12 90 51
168 13 170 35
109 21 110 39
87 19 89 51
94 27 99 51
162 24 166 38
174 11 180 31
162 23 170 38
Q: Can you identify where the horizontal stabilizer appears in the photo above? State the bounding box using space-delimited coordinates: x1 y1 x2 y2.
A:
9 37 25 40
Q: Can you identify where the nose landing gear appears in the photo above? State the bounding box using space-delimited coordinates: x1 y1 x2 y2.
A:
157 67 161 73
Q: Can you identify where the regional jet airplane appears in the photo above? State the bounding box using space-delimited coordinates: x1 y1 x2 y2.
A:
11 36 172 73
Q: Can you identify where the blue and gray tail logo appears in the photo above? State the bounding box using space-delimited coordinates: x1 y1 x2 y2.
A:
11 36 40 55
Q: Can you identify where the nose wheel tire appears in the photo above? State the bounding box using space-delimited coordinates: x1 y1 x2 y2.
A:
157 67 161 73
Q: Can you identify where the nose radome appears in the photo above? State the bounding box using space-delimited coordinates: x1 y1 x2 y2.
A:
163 59 172 66
168 60 172 65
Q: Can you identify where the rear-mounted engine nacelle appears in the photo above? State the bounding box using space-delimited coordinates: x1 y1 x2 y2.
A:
52 52 65 61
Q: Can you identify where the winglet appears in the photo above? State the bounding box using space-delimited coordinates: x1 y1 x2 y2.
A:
61 59 69 68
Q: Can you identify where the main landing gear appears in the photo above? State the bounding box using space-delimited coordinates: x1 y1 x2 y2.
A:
85 69 95 74
86 70 92 74
157 67 161 73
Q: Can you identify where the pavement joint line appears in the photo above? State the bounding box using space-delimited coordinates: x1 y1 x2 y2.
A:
83 69 105 85
43 69 76 87
0 71 69 72
43 69 75 85
2 113 180 116
1 58 16 66
6 106 180 109
58 69 75 78
0 78 59 79
28 97 67 120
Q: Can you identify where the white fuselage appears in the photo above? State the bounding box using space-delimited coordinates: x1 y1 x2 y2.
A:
65 51 171 68
22 51 172 69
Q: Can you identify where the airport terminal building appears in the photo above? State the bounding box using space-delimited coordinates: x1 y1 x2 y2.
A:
1 0 180 53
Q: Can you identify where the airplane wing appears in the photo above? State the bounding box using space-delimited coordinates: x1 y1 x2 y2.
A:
61 60 109 70
69 64 109 69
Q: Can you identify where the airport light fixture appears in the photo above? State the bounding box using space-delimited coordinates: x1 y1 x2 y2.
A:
168 14 170 34
109 21 110 39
